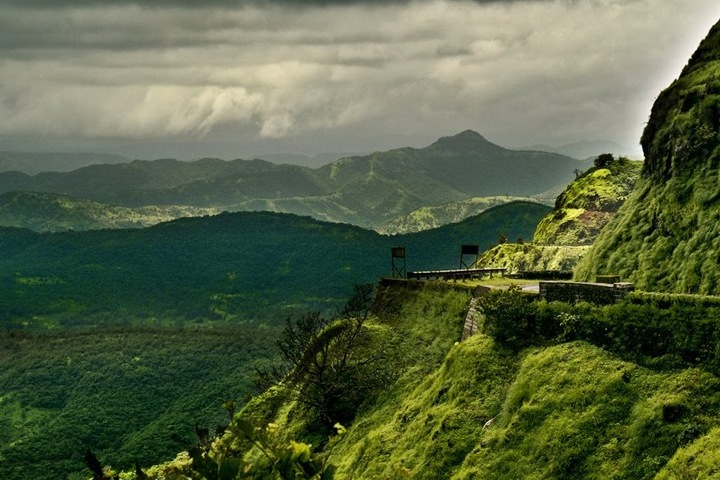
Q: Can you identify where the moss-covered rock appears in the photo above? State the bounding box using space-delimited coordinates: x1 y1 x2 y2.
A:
533 157 642 246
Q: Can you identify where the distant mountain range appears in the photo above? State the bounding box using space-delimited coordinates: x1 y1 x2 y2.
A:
0 151 129 175
0 130 588 230
521 140 643 160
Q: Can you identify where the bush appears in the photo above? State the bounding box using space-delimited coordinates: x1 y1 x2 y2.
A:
478 286 536 346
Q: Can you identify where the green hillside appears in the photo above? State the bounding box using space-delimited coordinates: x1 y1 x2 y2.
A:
0 203 549 479
575 19 720 292
0 212 385 327
138 282 720 480
0 203 548 328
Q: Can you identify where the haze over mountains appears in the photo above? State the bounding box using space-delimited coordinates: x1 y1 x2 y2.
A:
0 130 589 230
520 140 642 161
0 152 130 175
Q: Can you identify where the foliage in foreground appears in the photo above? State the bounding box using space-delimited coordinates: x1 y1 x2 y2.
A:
0 325 278 480
154 282 472 479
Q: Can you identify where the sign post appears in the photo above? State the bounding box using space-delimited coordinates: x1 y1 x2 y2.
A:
460 245 480 270
391 247 407 279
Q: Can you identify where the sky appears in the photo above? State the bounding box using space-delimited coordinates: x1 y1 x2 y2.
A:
1 0 719 160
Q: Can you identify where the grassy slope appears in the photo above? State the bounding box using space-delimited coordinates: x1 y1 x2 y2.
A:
575 20 720 293
336 338 720 480
477 159 639 275
167 282 720 480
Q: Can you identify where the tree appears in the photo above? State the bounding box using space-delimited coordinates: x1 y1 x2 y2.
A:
83 450 120 480
594 153 615 168
256 284 387 428
338 283 374 321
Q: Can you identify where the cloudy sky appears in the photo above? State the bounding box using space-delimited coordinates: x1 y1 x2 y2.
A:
1 0 719 160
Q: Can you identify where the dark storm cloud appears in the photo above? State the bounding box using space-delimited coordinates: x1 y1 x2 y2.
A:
0 0 551 7
0 0 718 154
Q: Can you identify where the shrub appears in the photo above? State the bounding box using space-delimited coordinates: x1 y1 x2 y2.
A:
478 286 536 346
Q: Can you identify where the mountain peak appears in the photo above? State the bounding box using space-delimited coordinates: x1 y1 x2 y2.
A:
454 129 485 139
429 130 503 152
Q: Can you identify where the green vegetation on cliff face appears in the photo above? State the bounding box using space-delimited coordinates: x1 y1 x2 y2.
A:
533 157 642 246
477 158 638 274
576 20 720 293
478 243 590 274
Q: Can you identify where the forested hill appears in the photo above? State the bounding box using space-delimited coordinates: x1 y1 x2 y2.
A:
575 18 720 293
0 191 218 232
0 201 549 329
0 131 583 229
